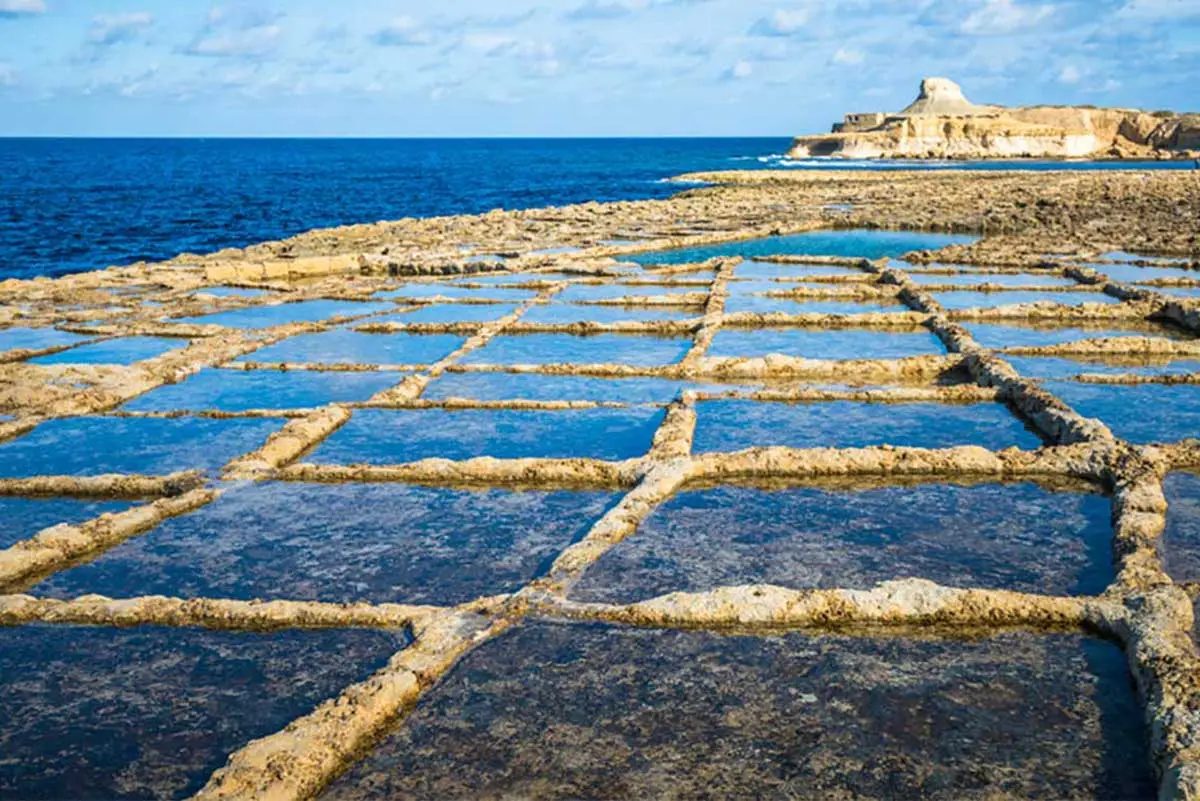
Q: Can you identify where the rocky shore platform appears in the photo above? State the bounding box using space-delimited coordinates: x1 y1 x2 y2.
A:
1 168 1200 800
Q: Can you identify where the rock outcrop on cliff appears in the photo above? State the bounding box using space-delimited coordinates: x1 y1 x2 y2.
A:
790 77 1200 161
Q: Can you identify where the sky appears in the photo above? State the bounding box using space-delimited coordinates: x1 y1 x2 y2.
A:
0 0 1197 137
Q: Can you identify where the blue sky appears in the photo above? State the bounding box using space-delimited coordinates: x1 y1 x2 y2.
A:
0 0 1197 136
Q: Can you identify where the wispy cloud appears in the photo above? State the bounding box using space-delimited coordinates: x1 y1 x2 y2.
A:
371 16 433 47
0 0 44 18
88 12 154 46
183 7 283 58
748 9 813 37
959 0 1056 36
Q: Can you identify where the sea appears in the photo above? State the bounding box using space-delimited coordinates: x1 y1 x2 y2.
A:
0 137 1193 281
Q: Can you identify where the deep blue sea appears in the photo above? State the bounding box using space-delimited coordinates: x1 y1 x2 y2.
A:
0 137 1192 280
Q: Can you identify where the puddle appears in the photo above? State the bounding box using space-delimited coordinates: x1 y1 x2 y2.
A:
693 399 1043 452
122 368 402 412
626 230 978 266
520 304 695 324
461 334 691 367
29 336 186 366
707 328 944 360
1148 285 1200 299
191 286 271 299
425 373 753 403
1043 382 1200 443
454 272 577 285
572 481 1112 602
735 261 865 280
322 621 1150 801
375 285 535 302
376 304 520 324
556 284 700 302
727 279 796 296
0 624 404 801
310 407 664 463
967 322 1194 349
529 246 583 256
934 291 1120 310
724 295 904 315
1006 355 1200 379
35 483 617 605
0 416 283 477
237 330 465 366
1091 262 1198 283
464 254 506 265
1161 472 1200 585
0 327 88 354
172 300 395 329
0 497 136 550
909 272 1079 288
1101 251 1190 264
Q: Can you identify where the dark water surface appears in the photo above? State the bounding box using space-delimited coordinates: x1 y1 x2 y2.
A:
3 138 1189 281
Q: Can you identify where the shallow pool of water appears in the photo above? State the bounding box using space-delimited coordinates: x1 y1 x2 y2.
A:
191 286 271 299
707 328 944 360
1161 472 1200 584
311 407 665 463
724 295 905 316
1043 382 1200 443
35 482 617 605
934 291 1120 310
735 261 866 280
29 336 186 366
0 497 136 550
425 373 753 403
573 481 1112 601
0 624 403 801
239 330 465 366
693 399 1043 452
123 368 401 412
626 230 978 266
173 300 394 329
377 303 519 324
461 334 691 366
1005 355 1200 379
967 322 1193 349
519 303 696 325
556 283 700 303
909 272 1079 288
376 284 536 302
0 327 89 354
1092 263 1199 284
321 621 1150 801
0 416 282 477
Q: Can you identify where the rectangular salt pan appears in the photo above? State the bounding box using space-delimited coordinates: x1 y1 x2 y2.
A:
693 399 1043 452
375 284 535 301
1044 381 1200 444
967 322 1193 349
321 622 1151 801
626 230 978 265
1005 355 1200 379
172 299 394 329
0 416 283 477
0 327 88 354
707 328 944 360
461 334 691 367
425 373 755 403
122 368 402 412
310 407 664 463
556 283 700 302
735 261 866 280
908 272 1079 288
571 481 1113 602
36 483 617 605
0 497 135 550
0 625 404 801
934 290 1120 310
30 336 186 366
519 304 695 324
376 304 519 324
724 295 904 316
240 330 465 366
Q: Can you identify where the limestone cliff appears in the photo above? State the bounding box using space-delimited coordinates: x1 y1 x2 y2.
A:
790 78 1200 161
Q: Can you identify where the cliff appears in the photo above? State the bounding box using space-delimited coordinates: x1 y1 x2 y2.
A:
790 78 1200 161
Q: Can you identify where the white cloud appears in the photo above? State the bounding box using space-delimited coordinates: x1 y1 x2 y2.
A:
184 8 282 58
89 12 154 45
0 0 44 16
748 8 813 37
1057 64 1081 83
832 47 865 65
959 0 1055 35
1115 0 1200 21
372 17 433 47
565 0 647 20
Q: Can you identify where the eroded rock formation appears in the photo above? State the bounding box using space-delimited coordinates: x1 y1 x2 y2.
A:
790 77 1200 161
